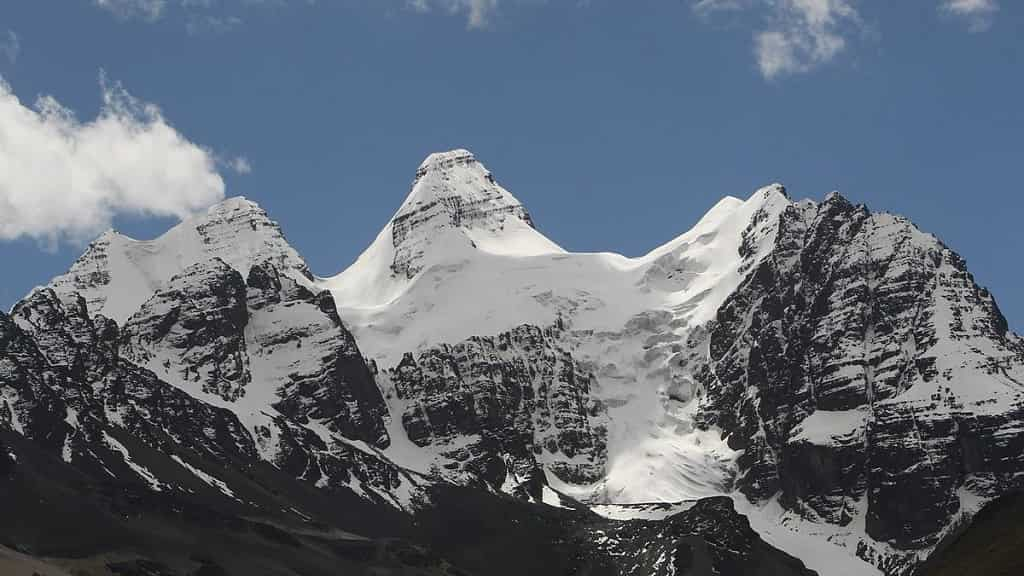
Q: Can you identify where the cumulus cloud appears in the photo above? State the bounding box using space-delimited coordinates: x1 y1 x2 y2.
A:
1 31 19 64
696 0 860 80
940 0 999 32
0 73 226 245
407 0 500 29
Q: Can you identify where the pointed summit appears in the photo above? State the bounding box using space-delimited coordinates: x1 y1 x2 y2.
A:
389 149 558 277
325 150 564 309
46 196 310 323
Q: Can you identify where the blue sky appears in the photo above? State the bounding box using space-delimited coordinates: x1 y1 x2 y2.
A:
0 1 1021 329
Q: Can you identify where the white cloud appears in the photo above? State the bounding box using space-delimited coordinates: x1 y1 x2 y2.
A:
940 0 999 32
186 14 244 35
1 31 19 64
407 0 500 29
0 74 226 245
695 0 860 80
227 155 252 174
93 0 168 21
693 0 747 13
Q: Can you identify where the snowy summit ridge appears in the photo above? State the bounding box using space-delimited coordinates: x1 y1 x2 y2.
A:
46 196 311 323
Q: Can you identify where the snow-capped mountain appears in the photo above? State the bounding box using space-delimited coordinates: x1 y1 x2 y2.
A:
316 151 1024 574
3 148 1022 576
48 197 312 324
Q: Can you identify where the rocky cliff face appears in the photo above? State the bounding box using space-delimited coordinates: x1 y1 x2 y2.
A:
118 257 391 450
4 286 408 502
4 290 256 472
695 192 1024 570
388 323 607 495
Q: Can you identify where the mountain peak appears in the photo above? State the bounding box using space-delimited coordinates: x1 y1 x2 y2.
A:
323 150 564 309
385 149 562 276
399 148 525 219
761 182 788 199
206 195 262 215
415 148 478 175
45 195 309 324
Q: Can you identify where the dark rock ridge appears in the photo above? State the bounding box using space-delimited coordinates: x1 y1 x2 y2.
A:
120 257 390 449
585 498 817 576
4 292 256 471
389 323 607 494
3 285 408 505
121 258 251 403
694 192 1024 569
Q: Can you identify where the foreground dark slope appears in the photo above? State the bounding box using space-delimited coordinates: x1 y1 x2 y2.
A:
916 491 1024 576
0 422 814 576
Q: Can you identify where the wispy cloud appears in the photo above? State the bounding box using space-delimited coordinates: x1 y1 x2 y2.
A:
225 155 252 174
695 0 861 80
88 1 1002 76
0 73 227 245
186 14 244 35
91 0 502 31
93 0 168 22
93 0 251 33
0 31 19 64
940 0 999 32
407 0 500 29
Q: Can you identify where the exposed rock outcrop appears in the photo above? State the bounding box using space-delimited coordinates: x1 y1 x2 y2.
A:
695 192 1024 569
389 323 607 493
120 258 390 449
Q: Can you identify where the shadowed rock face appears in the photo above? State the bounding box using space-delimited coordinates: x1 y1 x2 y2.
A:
391 323 607 492
119 257 391 449
4 282 405 503
121 258 251 403
695 192 1024 559
246 262 390 447
4 292 257 468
